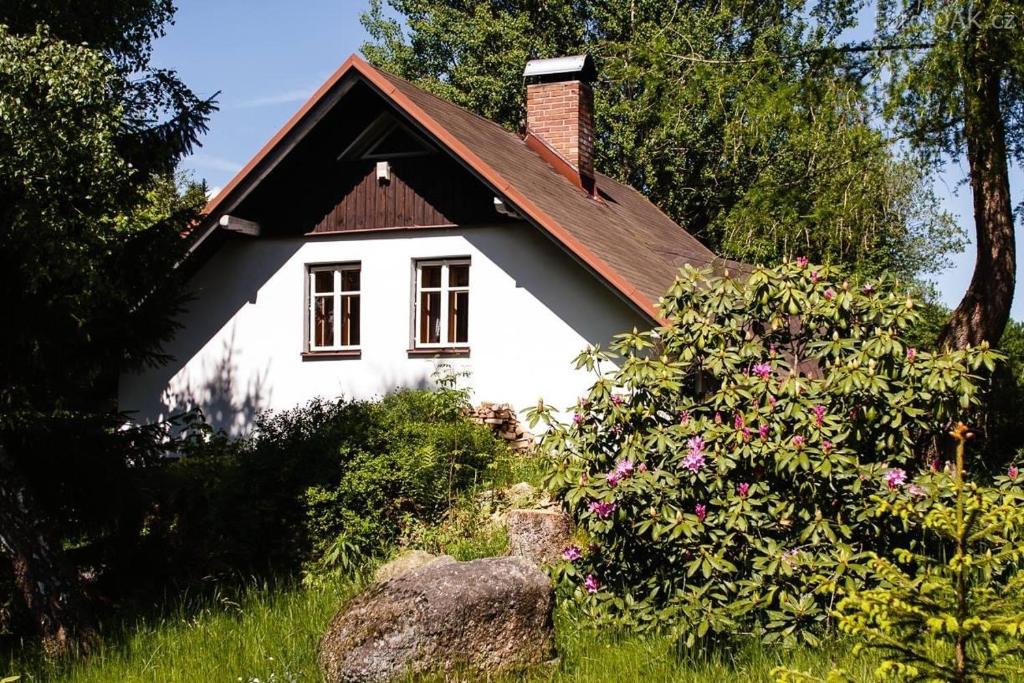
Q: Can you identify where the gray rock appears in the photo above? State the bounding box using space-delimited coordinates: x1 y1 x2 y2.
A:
372 550 451 584
319 556 554 682
506 509 572 565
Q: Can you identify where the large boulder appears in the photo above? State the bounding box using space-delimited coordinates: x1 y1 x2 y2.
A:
319 556 554 682
506 509 572 565
372 550 450 584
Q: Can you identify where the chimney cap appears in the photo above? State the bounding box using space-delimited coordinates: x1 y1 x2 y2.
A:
523 54 596 84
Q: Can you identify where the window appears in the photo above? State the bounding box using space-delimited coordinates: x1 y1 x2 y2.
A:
308 264 360 351
414 259 469 348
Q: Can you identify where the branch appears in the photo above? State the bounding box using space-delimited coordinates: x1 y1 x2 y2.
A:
667 41 936 67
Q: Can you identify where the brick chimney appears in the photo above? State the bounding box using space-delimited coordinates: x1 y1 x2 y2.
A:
524 55 597 194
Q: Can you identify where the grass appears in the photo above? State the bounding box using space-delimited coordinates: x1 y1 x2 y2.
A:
3 577 362 683
4 573 882 683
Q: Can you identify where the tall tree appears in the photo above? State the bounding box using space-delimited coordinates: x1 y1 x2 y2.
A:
824 0 1022 348
362 0 962 282
0 2 213 654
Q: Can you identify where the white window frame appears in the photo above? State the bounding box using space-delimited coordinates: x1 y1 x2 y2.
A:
308 263 361 351
413 258 470 349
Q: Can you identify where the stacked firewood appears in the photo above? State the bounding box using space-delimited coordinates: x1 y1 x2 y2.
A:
464 402 535 453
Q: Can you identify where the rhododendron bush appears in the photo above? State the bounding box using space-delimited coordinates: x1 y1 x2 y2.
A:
529 261 1003 646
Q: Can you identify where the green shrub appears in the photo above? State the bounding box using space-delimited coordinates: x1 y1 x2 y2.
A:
302 385 507 575
532 261 1001 646
151 371 508 583
829 424 1024 681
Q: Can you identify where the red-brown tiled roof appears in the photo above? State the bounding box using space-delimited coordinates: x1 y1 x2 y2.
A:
201 54 727 321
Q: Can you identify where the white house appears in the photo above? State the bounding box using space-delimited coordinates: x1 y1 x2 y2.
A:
118 54 728 435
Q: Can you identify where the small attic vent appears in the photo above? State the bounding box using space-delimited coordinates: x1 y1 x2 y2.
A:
338 112 434 162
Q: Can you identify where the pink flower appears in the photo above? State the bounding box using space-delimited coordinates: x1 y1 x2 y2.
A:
907 484 926 499
741 427 752 442
758 423 770 440
930 458 941 473
614 459 635 479
767 395 777 409
824 288 836 300
738 482 751 498
573 413 583 425
885 468 907 490
684 436 707 472
792 435 806 449
611 394 624 405
637 462 648 473
812 405 826 427
588 500 617 519
695 503 707 521
584 574 600 594
683 451 706 472
1009 464 1019 481
752 363 772 380
562 545 582 562
796 256 809 268
714 412 723 424
810 270 820 283
679 410 690 425
906 347 917 362
822 439 833 453
769 343 778 355
606 471 620 487
734 413 745 430
862 283 875 294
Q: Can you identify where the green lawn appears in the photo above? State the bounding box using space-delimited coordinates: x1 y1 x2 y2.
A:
4 575 883 683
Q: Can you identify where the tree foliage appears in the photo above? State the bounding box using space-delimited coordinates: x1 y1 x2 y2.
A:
778 426 1024 681
362 0 962 281
0 1 213 653
825 0 1023 348
532 261 1000 645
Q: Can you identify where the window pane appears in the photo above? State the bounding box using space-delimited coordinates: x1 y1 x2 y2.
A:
314 296 334 347
342 269 360 292
420 264 441 288
419 291 441 343
449 264 469 288
314 271 335 293
448 291 469 343
341 295 360 346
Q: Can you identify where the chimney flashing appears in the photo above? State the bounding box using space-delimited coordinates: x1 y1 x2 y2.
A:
523 55 596 84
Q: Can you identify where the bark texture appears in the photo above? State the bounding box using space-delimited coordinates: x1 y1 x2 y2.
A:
939 4 1017 350
0 445 95 656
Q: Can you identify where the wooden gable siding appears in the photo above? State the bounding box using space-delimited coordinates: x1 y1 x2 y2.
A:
309 155 495 234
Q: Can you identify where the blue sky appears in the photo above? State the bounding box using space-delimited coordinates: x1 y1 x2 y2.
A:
152 0 1022 321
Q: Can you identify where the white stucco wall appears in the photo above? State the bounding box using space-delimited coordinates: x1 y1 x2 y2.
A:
118 222 647 436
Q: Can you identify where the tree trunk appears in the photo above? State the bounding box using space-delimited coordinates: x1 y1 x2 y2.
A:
0 445 96 657
939 8 1016 350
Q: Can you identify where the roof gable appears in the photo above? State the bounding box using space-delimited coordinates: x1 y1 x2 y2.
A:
199 54 724 322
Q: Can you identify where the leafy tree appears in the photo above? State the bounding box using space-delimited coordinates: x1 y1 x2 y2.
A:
0 0 214 175
0 3 213 654
779 425 1024 681
532 260 1000 645
362 0 962 281
823 0 1023 348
